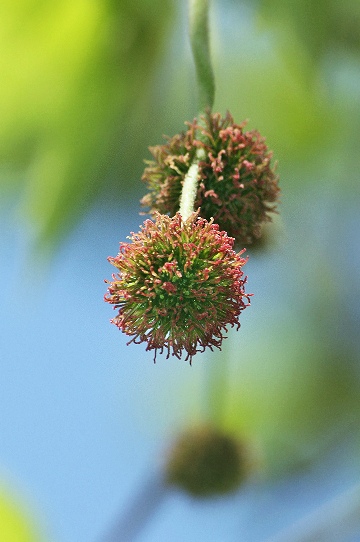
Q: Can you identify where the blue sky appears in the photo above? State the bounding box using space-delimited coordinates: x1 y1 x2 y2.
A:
1 196 360 542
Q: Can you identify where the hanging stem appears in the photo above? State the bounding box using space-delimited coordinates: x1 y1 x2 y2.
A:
204 335 231 426
96 470 167 542
179 0 215 220
188 0 215 113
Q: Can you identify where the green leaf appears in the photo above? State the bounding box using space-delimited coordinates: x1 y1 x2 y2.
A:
0 489 45 542
0 0 174 249
257 0 360 67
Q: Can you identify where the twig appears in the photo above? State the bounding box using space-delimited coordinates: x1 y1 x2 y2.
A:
264 481 360 542
96 470 167 542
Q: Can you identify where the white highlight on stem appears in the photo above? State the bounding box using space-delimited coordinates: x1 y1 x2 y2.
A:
179 148 205 221
179 162 200 221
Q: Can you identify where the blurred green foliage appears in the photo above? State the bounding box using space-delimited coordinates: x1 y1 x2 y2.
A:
1 0 359 248
0 0 173 248
0 489 44 542
213 0 360 192
258 0 360 64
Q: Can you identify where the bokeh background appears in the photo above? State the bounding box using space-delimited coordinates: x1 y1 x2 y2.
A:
1 0 360 541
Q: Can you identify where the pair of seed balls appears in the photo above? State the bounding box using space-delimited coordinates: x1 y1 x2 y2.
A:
105 112 279 363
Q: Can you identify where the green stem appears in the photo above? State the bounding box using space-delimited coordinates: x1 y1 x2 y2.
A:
203 328 232 427
179 0 215 220
188 0 215 113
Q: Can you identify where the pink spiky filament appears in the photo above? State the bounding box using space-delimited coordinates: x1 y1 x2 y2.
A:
104 212 251 363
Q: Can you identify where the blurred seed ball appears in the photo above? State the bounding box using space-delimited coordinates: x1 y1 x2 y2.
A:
165 426 249 497
141 111 280 245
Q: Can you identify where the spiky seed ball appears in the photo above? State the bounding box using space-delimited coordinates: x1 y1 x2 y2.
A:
104 212 250 363
165 426 247 497
141 111 280 245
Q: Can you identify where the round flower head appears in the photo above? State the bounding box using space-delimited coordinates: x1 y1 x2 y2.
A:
104 212 250 363
141 111 280 245
165 426 248 497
